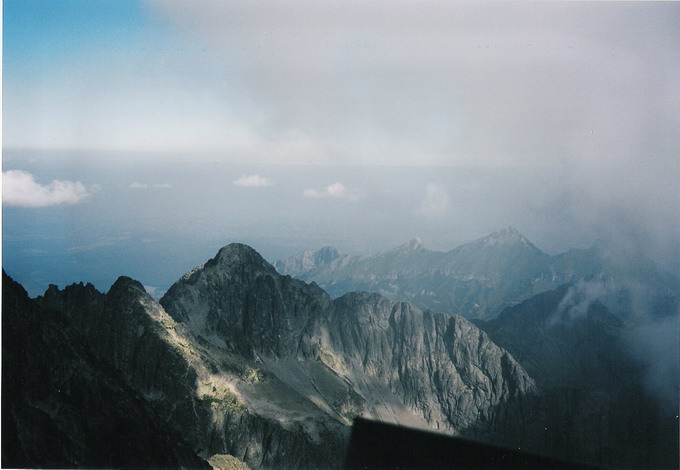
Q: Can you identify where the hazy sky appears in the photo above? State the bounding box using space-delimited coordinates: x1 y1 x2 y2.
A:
3 0 680 296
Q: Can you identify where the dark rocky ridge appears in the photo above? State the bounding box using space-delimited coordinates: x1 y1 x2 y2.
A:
39 268 347 469
2 271 209 469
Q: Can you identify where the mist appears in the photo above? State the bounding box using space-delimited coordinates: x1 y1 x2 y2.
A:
5 2 679 281
624 315 680 410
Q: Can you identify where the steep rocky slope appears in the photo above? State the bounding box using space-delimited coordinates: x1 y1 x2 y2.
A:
32 243 535 469
2 271 209 469
39 275 347 469
479 284 626 387
160 244 535 435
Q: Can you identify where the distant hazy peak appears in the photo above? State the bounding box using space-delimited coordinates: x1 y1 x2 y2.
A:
407 237 423 250
273 245 341 276
316 245 341 260
386 237 425 253
478 226 534 248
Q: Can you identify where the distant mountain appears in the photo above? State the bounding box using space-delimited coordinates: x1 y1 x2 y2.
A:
2 272 209 469
24 244 535 469
276 227 552 319
531 240 680 322
273 245 340 277
276 227 680 321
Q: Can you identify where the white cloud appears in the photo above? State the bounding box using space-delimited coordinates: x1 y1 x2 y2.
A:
130 182 173 189
3 170 91 208
67 236 130 253
233 174 274 187
303 182 358 201
415 183 449 217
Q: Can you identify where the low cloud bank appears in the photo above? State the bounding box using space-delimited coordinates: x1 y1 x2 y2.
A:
233 174 274 187
3 170 91 208
304 182 358 201
624 314 679 409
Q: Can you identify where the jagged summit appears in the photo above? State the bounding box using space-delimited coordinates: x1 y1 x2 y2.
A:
210 243 269 265
316 246 341 260
108 275 147 295
179 243 277 284
159 242 332 342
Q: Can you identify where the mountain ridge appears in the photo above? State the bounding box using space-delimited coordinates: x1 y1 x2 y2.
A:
2 271 211 469
5 236 677 469
16 242 536 469
276 228 679 321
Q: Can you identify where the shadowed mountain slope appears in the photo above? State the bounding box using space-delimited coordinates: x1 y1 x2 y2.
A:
2 271 210 469
476 284 679 469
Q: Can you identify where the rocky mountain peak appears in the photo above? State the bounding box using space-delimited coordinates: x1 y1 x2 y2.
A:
482 226 528 246
388 237 425 253
180 243 277 284
273 245 341 276
210 243 273 269
108 276 147 296
316 246 341 262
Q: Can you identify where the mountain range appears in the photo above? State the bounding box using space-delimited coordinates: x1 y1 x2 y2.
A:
3 232 678 469
275 227 680 322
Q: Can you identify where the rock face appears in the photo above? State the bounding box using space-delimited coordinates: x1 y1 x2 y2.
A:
276 228 680 321
28 243 535 469
160 244 535 435
39 272 348 470
1 271 209 469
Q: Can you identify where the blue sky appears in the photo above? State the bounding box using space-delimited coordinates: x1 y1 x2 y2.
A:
3 0 680 296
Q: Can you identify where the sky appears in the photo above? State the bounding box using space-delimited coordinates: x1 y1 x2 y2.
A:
3 0 680 297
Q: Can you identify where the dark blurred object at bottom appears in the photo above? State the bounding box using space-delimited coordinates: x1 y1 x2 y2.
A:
344 418 599 470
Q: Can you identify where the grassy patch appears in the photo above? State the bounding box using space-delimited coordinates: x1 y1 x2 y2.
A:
208 453 250 470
